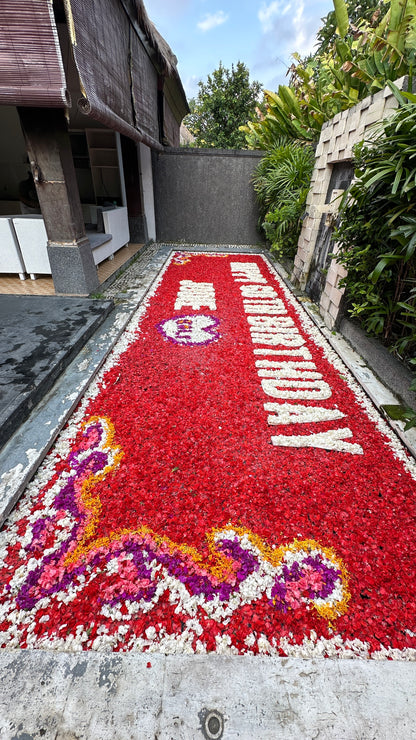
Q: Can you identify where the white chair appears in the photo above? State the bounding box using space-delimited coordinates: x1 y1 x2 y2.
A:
12 216 51 278
0 217 26 279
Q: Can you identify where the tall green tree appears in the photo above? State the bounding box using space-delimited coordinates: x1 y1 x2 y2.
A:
183 62 263 149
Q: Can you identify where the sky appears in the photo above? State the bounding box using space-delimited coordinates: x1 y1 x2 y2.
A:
145 0 335 101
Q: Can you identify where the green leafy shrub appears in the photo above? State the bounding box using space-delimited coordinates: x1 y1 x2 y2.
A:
241 0 416 149
335 89 416 361
252 142 315 259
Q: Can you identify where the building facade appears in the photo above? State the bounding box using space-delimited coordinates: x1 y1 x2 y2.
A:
0 0 188 293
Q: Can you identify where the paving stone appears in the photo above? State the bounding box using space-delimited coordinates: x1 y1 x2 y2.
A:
0 295 113 448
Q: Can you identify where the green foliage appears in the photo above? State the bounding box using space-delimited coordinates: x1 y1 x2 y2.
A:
316 0 388 53
242 0 416 148
338 0 416 92
382 398 416 429
243 81 326 147
333 0 350 37
252 142 315 259
335 97 416 363
183 62 263 149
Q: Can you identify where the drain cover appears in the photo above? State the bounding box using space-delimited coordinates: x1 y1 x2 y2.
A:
199 708 224 739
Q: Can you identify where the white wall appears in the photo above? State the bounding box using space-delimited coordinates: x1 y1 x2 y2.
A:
139 142 156 242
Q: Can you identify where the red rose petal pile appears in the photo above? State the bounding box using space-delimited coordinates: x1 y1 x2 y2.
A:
0 252 415 658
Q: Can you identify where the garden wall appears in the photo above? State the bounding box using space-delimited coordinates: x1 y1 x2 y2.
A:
292 77 410 330
153 148 264 246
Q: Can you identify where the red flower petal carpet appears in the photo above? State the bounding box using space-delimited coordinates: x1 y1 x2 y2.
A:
1 252 415 658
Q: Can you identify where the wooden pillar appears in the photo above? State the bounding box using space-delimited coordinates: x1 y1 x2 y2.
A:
17 107 99 295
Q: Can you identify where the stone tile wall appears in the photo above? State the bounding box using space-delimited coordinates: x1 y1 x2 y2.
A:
292 77 409 329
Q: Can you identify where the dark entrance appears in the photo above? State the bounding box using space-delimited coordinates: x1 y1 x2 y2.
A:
305 161 354 304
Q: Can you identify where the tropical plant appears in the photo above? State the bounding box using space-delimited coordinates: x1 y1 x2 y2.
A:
337 0 416 93
252 142 315 259
183 62 263 149
316 0 388 54
335 88 416 362
242 0 416 149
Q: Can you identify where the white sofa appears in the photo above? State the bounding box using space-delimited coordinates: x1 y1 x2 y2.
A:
12 215 51 277
0 207 130 278
91 206 130 265
0 217 26 279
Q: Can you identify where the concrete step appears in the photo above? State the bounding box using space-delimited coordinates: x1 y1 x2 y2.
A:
1 651 415 739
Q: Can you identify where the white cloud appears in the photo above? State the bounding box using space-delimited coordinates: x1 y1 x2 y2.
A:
258 1 291 33
251 0 330 91
292 0 321 57
182 74 201 100
256 0 321 67
197 10 229 32
147 0 190 17
293 0 307 54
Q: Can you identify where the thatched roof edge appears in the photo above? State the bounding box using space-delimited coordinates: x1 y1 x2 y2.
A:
136 1 189 115
135 0 178 77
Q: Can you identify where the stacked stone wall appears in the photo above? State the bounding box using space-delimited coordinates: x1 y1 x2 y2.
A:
292 77 409 329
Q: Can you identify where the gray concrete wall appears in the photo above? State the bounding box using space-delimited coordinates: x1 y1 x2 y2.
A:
153 148 264 245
